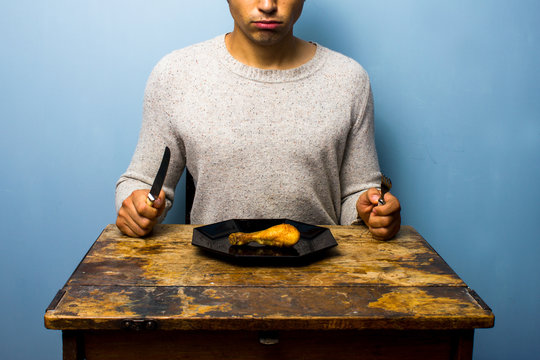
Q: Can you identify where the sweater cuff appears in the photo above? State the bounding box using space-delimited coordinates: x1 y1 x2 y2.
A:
340 191 366 225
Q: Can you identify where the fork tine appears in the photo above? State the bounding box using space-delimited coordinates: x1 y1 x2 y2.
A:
381 174 392 189
380 174 392 195
378 174 392 205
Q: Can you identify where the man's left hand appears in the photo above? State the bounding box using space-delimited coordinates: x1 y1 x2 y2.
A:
356 188 401 240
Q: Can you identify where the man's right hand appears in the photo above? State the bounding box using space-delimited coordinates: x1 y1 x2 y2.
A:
116 189 166 237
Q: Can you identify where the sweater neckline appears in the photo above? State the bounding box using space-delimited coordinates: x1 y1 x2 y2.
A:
215 34 326 83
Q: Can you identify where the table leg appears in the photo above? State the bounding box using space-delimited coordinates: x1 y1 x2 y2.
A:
62 331 85 360
451 329 474 360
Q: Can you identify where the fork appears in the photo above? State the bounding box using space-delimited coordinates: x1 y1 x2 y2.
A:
378 174 392 205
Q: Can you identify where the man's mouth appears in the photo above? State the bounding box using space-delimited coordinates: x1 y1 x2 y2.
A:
253 21 282 30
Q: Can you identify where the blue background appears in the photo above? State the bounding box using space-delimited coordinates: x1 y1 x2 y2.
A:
1 1 538 358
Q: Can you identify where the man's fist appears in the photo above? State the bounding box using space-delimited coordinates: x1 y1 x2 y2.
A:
116 189 166 237
356 188 401 240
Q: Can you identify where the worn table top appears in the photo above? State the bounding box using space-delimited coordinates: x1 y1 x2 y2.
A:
44 224 494 331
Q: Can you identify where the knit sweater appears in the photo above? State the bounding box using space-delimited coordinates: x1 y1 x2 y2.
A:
115 35 381 225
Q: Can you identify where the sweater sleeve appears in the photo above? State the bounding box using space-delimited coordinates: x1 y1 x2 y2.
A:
115 56 186 222
339 80 381 225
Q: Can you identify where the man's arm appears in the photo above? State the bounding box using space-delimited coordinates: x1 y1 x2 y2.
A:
115 53 186 237
339 77 380 225
338 69 401 238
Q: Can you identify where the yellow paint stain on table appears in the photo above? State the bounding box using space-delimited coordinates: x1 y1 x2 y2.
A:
368 288 480 315
62 289 137 317
177 288 233 316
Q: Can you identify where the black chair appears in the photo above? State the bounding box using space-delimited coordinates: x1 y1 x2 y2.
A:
185 170 195 224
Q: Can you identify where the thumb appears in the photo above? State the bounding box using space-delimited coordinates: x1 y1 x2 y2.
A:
152 190 166 211
365 188 381 206
356 188 380 221
367 188 381 205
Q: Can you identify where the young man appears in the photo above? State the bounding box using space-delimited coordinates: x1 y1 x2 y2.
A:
115 0 401 240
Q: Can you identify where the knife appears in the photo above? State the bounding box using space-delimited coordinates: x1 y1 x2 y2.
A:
146 146 171 207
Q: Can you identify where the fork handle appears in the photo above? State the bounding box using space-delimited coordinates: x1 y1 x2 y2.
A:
378 188 387 206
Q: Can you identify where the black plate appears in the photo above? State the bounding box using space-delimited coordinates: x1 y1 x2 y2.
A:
192 219 337 260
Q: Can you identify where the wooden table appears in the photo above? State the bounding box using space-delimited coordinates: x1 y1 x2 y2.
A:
45 224 494 359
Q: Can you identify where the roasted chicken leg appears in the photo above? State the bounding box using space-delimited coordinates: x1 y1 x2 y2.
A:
229 223 300 247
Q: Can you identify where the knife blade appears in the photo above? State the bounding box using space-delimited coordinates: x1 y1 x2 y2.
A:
146 146 171 206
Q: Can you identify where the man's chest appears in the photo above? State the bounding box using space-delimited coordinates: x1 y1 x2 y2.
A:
173 82 355 166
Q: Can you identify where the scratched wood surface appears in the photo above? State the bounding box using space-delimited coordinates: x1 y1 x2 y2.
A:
45 224 494 331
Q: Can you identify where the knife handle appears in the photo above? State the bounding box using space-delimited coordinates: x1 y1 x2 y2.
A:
146 193 156 207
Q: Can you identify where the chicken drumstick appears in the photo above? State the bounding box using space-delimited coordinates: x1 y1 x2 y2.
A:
229 223 300 247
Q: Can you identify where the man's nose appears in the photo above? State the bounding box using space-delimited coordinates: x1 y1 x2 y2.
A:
258 0 277 14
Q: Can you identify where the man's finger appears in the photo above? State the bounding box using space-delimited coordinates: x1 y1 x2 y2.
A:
369 220 401 241
134 192 160 219
117 210 147 237
366 188 381 205
372 193 400 216
368 214 395 229
123 218 146 237
121 195 157 233
152 190 167 217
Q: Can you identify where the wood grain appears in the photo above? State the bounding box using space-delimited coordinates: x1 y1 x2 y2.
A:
67 225 464 287
46 285 492 331
45 224 494 332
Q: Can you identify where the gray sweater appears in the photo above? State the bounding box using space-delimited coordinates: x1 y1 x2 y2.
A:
116 35 381 225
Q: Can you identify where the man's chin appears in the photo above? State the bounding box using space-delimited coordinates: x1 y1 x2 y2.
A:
249 31 287 46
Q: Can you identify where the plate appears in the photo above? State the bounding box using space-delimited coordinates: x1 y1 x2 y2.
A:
192 219 337 260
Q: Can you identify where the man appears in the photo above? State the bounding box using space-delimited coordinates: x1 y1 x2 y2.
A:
115 0 401 240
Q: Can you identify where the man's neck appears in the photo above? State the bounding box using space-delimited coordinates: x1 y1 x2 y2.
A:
225 30 316 70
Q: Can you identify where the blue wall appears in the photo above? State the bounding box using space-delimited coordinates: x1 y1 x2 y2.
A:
1 1 538 358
